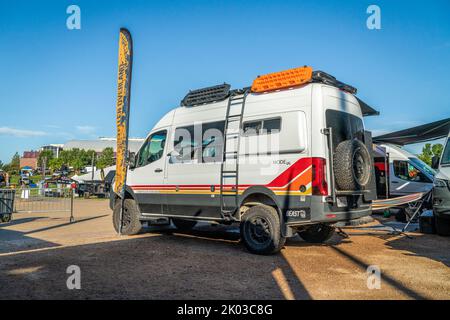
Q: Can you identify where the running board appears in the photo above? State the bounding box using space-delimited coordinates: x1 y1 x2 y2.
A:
140 213 235 222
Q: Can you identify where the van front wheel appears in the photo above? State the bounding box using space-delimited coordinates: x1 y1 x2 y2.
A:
240 205 286 255
298 224 335 243
113 199 142 235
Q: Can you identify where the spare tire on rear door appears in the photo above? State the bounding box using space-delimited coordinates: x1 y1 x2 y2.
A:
333 139 371 191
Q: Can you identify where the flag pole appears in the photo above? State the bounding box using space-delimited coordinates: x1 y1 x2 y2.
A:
114 28 133 235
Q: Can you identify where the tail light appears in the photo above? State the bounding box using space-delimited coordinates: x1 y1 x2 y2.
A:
311 157 328 196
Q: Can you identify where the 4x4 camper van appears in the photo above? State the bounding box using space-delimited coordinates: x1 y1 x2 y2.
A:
111 67 378 254
432 132 450 235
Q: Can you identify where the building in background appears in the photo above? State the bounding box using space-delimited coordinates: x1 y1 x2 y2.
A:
63 137 144 155
40 144 64 158
19 151 40 169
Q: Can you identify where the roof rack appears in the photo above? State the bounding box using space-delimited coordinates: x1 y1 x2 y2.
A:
181 83 231 107
311 71 357 94
180 67 376 115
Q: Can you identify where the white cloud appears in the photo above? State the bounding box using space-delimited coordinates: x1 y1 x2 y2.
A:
76 125 96 135
0 127 47 138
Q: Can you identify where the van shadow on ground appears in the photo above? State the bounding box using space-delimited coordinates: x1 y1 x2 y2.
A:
0 224 312 300
1 219 441 299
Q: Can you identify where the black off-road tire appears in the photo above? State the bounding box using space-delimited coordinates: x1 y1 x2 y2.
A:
172 218 197 231
298 224 335 243
1 214 12 223
113 199 142 235
240 205 286 255
333 139 372 190
435 215 450 236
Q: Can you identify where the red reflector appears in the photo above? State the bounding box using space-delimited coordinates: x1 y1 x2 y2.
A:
311 157 328 196
326 214 336 218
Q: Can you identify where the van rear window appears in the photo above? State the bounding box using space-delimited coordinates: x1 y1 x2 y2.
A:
325 110 364 151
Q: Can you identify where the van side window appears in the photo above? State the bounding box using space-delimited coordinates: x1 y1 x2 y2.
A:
393 160 430 183
243 117 281 136
263 118 281 134
441 139 450 165
137 130 167 167
173 125 196 162
172 121 225 163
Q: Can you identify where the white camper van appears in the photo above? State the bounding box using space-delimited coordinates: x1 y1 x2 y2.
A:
432 132 450 235
374 143 435 197
111 67 377 254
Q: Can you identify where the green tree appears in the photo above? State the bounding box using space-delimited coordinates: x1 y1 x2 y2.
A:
48 157 64 172
10 152 20 174
418 143 443 165
96 147 115 169
432 144 443 158
0 160 3 170
2 163 11 174
38 150 54 168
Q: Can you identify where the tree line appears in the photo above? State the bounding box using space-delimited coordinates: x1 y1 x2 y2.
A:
0 147 115 175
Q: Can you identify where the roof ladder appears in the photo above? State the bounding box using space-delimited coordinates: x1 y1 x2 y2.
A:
219 91 248 220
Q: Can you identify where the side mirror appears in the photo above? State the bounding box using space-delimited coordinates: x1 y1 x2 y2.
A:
128 152 137 169
167 150 180 158
431 155 440 170
168 150 181 164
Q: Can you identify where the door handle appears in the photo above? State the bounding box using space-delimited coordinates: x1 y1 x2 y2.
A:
155 168 163 173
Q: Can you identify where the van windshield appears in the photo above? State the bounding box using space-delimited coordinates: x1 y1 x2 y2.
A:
441 138 450 165
325 110 364 151
409 157 436 177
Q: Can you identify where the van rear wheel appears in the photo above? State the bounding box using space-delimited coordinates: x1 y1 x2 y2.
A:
240 205 286 255
113 199 142 235
298 224 335 243
172 218 197 231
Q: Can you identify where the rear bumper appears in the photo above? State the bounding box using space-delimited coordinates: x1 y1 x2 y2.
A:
310 196 372 223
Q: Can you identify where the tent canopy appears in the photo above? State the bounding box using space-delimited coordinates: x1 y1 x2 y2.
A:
373 118 450 146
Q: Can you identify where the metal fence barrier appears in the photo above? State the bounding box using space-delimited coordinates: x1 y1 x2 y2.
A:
0 187 74 222
0 189 15 222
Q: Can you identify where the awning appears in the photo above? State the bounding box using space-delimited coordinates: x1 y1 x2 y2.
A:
356 97 380 117
372 192 424 211
373 118 450 146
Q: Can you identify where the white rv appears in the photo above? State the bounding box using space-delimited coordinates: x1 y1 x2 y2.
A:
111 67 377 254
432 132 450 235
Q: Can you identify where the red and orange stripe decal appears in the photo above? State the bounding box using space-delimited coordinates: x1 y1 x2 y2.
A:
131 157 313 196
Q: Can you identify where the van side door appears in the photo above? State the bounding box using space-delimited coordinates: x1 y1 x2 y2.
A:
390 160 433 195
164 121 224 219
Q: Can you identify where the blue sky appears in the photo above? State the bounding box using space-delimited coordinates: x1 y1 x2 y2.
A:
0 0 449 163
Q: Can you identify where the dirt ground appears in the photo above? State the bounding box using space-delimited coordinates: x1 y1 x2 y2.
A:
0 199 449 300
